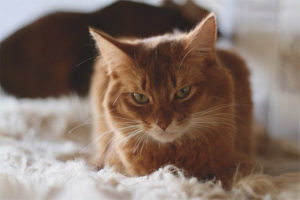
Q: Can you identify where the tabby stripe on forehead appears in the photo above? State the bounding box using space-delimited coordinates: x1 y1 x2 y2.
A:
142 76 146 90
170 73 177 88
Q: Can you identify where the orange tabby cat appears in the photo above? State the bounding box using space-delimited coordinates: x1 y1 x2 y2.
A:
90 13 253 186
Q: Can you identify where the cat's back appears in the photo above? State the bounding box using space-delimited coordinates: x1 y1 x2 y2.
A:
216 49 253 157
216 49 251 102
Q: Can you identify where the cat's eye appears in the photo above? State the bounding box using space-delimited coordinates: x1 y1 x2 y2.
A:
132 93 149 104
175 86 191 99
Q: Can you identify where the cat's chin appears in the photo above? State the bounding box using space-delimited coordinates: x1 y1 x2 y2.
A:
149 131 183 143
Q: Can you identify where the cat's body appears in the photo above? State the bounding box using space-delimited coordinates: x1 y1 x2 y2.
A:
90 14 253 186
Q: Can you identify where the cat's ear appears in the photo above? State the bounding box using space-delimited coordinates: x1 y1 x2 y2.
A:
185 13 217 54
89 28 134 74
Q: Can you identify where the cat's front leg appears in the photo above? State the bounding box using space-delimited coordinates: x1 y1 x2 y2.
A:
217 153 254 188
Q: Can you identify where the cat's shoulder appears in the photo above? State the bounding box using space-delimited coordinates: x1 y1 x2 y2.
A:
216 49 250 80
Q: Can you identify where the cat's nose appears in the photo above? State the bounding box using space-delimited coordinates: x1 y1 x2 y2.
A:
157 121 170 131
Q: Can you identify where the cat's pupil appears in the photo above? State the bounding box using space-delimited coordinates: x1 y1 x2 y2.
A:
175 86 191 99
132 93 149 104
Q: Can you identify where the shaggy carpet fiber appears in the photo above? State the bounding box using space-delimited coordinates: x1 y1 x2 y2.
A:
0 92 299 200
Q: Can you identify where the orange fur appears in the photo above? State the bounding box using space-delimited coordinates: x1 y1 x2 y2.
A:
90 13 253 186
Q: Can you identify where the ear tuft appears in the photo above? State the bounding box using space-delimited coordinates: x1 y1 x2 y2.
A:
186 12 217 53
89 27 134 74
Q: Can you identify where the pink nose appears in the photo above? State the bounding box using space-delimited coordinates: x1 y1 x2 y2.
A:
157 121 170 131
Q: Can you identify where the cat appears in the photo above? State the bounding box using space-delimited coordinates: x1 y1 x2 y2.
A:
89 13 253 187
0 0 210 98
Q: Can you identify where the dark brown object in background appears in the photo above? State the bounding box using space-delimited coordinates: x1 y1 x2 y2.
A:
0 0 209 97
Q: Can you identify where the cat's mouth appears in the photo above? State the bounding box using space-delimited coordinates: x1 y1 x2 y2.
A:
149 130 183 143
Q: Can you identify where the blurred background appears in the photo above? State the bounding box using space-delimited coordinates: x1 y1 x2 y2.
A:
0 0 299 141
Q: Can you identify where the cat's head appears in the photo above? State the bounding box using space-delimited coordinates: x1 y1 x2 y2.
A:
90 13 234 143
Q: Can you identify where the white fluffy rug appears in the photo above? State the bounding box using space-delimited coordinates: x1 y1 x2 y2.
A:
0 93 299 200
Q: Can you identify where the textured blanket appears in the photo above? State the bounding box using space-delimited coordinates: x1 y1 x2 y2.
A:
0 93 299 200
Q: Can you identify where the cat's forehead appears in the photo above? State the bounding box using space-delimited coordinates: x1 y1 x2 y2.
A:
128 36 206 91
132 41 185 88
134 39 185 68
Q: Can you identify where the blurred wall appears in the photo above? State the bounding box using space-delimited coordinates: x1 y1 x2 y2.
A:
233 0 300 140
196 0 300 140
0 0 161 41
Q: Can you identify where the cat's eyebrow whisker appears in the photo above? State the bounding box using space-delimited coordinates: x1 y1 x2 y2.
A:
178 47 195 72
112 94 121 106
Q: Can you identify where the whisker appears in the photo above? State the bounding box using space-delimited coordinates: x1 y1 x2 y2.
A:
112 94 121 106
178 47 195 72
117 121 139 126
67 111 113 135
133 134 144 153
75 55 97 68
67 119 93 135
79 129 114 154
139 134 148 157
110 130 143 150
113 116 138 123
192 104 235 117
79 125 140 154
